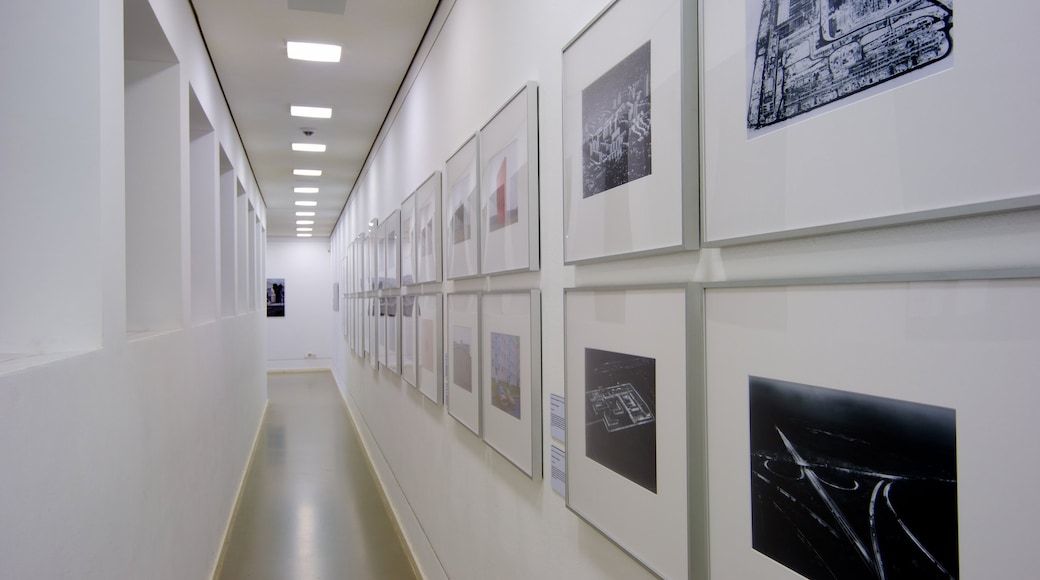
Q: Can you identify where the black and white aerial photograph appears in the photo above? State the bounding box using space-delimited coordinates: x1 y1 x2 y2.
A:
749 376 959 579
584 348 657 493
747 0 953 131
582 41 652 198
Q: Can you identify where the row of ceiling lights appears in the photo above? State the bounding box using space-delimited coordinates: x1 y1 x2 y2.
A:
287 42 342 237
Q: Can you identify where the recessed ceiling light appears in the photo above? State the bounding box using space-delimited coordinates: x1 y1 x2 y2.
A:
297 227 314 232
286 41 341 63
295 200 317 207
292 143 326 153
294 169 322 177
295 211 316 217
297 233 313 237
294 186 319 194
296 220 314 225
290 105 332 119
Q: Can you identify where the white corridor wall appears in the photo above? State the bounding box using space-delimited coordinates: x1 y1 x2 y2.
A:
266 237 334 370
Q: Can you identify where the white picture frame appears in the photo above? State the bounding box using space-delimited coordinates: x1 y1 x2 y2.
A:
384 295 400 374
702 1 1040 245
417 293 443 403
400 193 417 286
445 134 481 279
401 294 418 387
564 285 705 579
376 221 387 290
447 292 481 435
562 0 699 264
367 295 378 370
481 291 542 478
384 210 401 289
703 271 1040 579
479 82 540 275
415 172 442 284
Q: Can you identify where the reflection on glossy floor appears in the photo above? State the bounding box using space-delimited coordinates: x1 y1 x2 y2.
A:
217 371 416 580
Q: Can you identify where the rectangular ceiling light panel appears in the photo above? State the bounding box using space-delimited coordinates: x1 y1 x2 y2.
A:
294 169 322 177
294 187 319 194
286 41 341 62
292 143 326 152
290 105 332 119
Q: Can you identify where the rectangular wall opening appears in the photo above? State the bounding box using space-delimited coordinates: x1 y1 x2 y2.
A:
189 86 218 325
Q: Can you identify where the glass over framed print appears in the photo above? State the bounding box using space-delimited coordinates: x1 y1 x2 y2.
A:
445 135 481 279
376 221 387 290
565 285 706 579
416 293 443 404
367 296 378 370
563 0 699 264
703 272 1040 578
447 293 480 435
400 193 417 286
479 83 540 275
384 295 400 374
401 294 418 387
481 291 542 478
415 173 442 284
702 1 1040 245
383 210 401 289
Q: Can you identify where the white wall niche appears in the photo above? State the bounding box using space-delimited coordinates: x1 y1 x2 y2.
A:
218 147 236 317
189 86 218 325
124 0 182 337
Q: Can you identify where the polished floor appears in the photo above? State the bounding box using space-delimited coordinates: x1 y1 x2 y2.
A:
216 371 417 580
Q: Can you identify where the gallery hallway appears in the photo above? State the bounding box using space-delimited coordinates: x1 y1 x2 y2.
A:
216 371 417 580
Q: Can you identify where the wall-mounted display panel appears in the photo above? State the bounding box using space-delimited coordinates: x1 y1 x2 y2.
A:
415 173 442 284
565 285 704 579
702 1 1040 245
367 296 379 369
402 295 418 387
447 293 481 435
445 135 481 279
366 220 379 292
481 291 542 478
417 294 443 403
704 272 1040 578
479 82 540 275
376 221 388 290
378 296 388 367
563 0 698 264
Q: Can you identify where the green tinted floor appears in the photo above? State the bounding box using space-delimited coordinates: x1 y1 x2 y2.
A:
216 371 416 580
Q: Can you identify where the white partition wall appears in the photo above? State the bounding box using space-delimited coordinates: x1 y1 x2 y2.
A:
330 1 1040 579
0 1 268 579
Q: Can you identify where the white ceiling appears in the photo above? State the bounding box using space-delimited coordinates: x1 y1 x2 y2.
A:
190 0 439 238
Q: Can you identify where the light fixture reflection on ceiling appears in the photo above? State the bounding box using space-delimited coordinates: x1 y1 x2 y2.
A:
286 41 342 63
292 143 326 153
295 201 317 207
296 220 314 225
295 211 316 217
290 105 332 119
293 169 322 177
294 187 319 194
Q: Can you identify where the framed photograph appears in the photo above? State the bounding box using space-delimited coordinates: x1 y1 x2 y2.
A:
445 135 481 279
400 193 417 286
384 210 401 289
365 220 378 292
417 293 443 403
481 291 542 478
332 282 339 312
377 296 388 368
562 0 699 264
702 1 1040 245
401 294 418 387
415 173 442 284
266 278 285 317
479 82 540 275
367 296 379 370
376 221 387 289
447 293 480 435
703 272 1040 578
564 285 705 579
384 295 401 374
